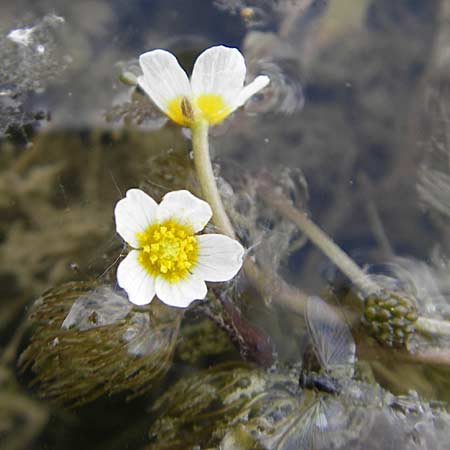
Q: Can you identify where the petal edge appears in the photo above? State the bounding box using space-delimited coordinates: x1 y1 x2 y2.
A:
156 190 212 232
155 275 207 308
193 234 245 282
114 189 158 247
117 251 156 305
139 49 191 116
191 46 246 105
234 75 270 109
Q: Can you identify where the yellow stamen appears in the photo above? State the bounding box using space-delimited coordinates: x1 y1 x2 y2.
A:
195 94 231 125
136 219 198 283
166 96 194 127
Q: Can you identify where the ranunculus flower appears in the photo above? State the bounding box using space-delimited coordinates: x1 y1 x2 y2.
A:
114 189 244 307
138 45 270 127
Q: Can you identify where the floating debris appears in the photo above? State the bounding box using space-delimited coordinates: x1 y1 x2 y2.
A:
0 14 70 138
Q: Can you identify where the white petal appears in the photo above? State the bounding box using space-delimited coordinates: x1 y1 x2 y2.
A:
138 49 191 113
114 189 157 247
117 251 156 305
234 75 270 109
193 234 245 282
191 46 246 104
155 275 207 308
156 190 212 232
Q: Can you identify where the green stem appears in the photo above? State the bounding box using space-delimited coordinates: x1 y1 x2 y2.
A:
260 185 381 297
259 183 450 340
415 317 450 337
191 120 236 238
189 120 450 364
190 119 307 313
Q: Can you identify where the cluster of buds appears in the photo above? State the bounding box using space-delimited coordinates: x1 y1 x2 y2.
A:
363 290 419 347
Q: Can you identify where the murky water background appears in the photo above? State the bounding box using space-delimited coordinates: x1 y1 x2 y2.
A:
2 1 450 449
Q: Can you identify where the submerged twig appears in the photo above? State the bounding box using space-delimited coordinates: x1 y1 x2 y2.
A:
359 341 450 367
258 179 450 341
259 180 381 296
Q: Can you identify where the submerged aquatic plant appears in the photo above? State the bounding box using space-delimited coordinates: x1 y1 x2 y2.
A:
146 362 270 449
10 32 450 450
146 362 450 450
115 188 244 307
19 281 182 406
146 296 450 450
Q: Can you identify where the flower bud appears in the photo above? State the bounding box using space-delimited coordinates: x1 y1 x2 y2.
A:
363 290 418 348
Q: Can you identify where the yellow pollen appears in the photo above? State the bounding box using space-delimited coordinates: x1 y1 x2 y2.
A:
136 219 198 283
195 94 231 125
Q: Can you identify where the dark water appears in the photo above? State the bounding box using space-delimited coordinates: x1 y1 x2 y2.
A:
2 1 450 449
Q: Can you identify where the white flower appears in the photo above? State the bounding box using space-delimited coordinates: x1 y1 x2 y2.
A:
114 189 245 308
138 45 270 127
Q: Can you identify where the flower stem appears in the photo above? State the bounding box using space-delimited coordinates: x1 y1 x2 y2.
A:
190 122 450 365
259 183 381 296
191 119 236 238
415 317 450 337
259 182 450 340
190 119 307 313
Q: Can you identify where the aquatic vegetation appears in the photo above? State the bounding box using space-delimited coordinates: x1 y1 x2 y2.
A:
138 45 270 127
2 2 450 450
363 289 418 348
175 314 239 364
145 298 450 449
18 282 182 406
146 362 270 449
115 188 244 307
106 84 165 128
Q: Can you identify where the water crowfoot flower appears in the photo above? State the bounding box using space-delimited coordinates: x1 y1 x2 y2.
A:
138 45 270 127
115 189 245 307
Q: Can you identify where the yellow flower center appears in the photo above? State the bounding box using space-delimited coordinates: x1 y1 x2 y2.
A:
136 219 198 282
166 94 231 126
195 94 231 125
